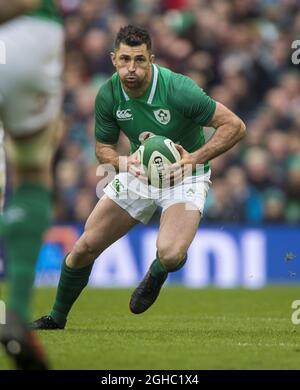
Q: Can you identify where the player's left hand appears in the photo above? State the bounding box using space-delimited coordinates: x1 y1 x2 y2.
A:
167 144 197 185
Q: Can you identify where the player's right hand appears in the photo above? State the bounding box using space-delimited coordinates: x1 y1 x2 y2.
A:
126 152 148 183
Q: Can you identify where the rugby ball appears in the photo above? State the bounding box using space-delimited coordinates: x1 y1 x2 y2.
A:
137 135 181 188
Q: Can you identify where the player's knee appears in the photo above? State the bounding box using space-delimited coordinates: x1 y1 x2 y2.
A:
72 233 100 262
157 245 186 271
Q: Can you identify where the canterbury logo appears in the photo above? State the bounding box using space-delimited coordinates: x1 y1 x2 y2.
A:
116 109 133 120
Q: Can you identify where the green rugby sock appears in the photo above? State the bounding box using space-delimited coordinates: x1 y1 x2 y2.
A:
150 253 188 281
169 254 187 272
2 183 51 322
50 257 93 327
150 256 168 282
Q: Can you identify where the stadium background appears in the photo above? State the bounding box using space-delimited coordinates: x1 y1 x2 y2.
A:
2 0 300 287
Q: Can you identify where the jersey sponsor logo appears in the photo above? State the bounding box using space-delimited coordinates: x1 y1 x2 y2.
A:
116 109 133 121
153 109 171 125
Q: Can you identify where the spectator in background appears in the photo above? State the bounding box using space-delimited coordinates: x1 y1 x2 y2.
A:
285 156 300 223
263 188 286 224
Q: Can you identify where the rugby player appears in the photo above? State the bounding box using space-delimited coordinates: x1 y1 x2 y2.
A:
0 0 64 369
31 25 245 331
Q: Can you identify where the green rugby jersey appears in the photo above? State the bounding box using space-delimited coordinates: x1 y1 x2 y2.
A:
29 0 62 24
95 64 216 173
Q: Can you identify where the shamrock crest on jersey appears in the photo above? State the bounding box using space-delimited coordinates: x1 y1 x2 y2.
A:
153 109 171 125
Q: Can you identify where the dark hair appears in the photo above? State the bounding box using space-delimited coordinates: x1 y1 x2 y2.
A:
115 25 152 51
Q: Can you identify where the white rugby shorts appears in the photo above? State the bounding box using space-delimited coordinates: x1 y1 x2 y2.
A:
0 17 64 136
103 170 212 224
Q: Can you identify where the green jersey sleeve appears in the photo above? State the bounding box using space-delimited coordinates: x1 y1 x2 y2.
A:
168 72 216 125
95 80 120 144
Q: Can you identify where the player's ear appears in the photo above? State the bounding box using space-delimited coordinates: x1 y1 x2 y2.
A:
110 52 116 67
150 54 155 63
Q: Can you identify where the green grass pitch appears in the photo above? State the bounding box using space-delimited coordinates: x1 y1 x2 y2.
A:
1 286 300 370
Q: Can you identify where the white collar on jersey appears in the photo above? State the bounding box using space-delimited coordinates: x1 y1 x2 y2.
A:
121 64 158 104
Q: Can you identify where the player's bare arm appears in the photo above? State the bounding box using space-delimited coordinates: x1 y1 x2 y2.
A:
96 141 120 171
191 102 246 163
96 140 142 177
0 0 40 23
170 102 246 179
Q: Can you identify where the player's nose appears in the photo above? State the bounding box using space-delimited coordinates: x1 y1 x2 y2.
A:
128 60 136 72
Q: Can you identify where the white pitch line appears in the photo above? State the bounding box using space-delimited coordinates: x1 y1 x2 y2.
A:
233 342 300 348
198 315 288 322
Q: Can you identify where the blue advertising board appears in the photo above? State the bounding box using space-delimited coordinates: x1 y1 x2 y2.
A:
1 225 299 287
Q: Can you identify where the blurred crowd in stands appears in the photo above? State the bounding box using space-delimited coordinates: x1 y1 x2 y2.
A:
54 0 300 224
